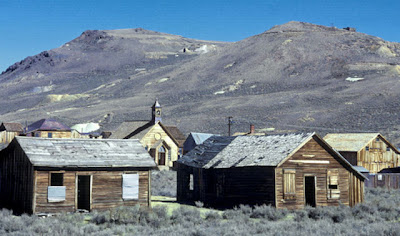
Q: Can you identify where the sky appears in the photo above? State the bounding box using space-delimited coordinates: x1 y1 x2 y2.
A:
1 0 399 72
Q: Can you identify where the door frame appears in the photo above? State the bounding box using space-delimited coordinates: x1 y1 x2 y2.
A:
303 175 317 207
75 174 93 211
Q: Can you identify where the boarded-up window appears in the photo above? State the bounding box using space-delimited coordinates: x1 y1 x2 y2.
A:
123 174 139 200
189 174 194 191
327 169 340 199
48 186 66 202
283 169 296 199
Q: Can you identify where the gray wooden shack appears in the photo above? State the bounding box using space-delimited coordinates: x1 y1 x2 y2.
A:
177 133 365 209
0 137 156 214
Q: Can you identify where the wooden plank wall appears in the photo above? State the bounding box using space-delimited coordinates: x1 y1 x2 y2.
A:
0 131 20 144
0 142 34 214
276 137 363 209
358 138 399 174
34 170 150 214
364 173 400 189
33 131 72 139
140 125 179 169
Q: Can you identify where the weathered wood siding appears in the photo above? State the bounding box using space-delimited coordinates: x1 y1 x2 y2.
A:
0 141 34 214
32 131 72 139
140 124 179 169
34 170 150 214
0 131 20 144
177 164 275 208
357 138 399 174
276 137 363 209
364 173 400 189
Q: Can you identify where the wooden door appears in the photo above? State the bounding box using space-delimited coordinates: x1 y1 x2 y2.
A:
77 175 91 211
305 176 316 207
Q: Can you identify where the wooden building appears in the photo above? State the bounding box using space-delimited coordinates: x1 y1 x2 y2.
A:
0 122 23 144
0 137 156 214
26 118 72 138
110 100 185 169
324 133 400 174
177 133 365 209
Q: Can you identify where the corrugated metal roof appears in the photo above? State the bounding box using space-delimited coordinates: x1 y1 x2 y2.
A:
324 133 381 152
15 137 156 168
178 133 312 169
26 119 71 133
353 166 370 173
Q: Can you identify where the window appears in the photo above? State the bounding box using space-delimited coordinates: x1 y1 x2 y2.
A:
283 169 296 200
51 173 63 186
48 173 65 202
387 147 390 152
48 132 52 138
376 138 380 142
35 132 40 137
178 148 183 158
366 146 369 151
189 174 194 191
327 169 340 199
122 173 139 200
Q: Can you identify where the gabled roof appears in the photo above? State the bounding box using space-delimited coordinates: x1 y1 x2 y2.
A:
26 119 71 133
13 137 156 168
109 121 151 139
178 133 366 180
179 133 312 168
324 133 399 153
0 122 24 132
164 125 186 147
190 132 218 145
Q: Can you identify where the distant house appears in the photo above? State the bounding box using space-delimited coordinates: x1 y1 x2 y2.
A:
0 137 156 214
233 124 266 136
324 133 400 174
26 118 72 139
177 133 365 209
183 132 218 154
0 122 23 144
110 100 185 169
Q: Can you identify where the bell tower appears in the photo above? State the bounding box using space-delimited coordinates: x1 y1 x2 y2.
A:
152 99 162 124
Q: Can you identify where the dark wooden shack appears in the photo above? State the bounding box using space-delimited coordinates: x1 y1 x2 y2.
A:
177 133 366 209
0 137 156 214
364 167 400 189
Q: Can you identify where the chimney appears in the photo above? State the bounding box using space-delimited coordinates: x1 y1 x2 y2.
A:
250 124 255 134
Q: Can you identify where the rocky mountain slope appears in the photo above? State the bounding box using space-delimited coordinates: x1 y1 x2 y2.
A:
1 22 400 144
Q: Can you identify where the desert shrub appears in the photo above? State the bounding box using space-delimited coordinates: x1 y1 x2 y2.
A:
195 201 204 208
238 204 253 215
171 206 201 225
204 211 222 221
250 204 287 221
151 170 177 197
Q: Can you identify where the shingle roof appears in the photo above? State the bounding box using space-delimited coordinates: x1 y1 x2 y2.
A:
178 133 313 169
164 126 186 147
26 119 71 133
324 133 391 152
109 121 152 139
0 123 24 132
15 137 156 168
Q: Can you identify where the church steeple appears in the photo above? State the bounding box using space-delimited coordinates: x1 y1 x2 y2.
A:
152 99 162 124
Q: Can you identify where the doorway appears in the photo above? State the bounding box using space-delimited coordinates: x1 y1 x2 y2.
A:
77 175 91 211
304 176 316 207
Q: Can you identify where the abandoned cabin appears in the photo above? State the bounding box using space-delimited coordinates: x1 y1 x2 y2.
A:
0 137 156 214
109 100 186 169
25 118 74 139
177 133 366 209
324 133 400 174
0 122 23 144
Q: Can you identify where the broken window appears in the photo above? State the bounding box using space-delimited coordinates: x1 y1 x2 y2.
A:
48 173 65 202
48 132 52 138
122 173 139 200
283 169 296 199
327 169 340 199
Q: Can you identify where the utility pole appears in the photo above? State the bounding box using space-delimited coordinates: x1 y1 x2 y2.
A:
228 116 233 136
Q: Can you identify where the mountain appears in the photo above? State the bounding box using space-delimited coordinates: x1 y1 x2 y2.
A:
1 22 400 144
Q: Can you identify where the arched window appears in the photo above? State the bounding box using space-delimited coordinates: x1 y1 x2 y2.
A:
158 146 166 165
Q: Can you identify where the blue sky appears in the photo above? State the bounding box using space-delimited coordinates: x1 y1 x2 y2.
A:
1 0 399 72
